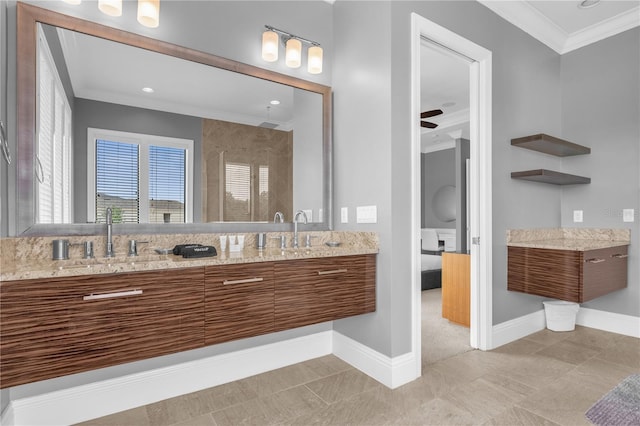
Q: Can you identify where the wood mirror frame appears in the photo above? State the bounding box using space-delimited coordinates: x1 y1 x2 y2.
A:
15 2 332 236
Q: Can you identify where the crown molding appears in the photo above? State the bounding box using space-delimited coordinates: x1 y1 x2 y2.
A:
477 1 640 55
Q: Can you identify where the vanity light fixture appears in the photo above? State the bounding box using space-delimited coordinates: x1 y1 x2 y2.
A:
262 25 323 74
137 0 160 28
98 0 122 17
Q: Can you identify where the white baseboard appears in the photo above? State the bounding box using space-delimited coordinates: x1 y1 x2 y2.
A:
491 309 547 349
491 307 640 350
576 307 640 338
332 331 417 389
5 331 333 426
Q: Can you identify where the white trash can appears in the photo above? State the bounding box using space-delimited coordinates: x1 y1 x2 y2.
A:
543 301 580 332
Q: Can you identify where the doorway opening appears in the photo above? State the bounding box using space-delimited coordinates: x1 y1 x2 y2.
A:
410 13 493 378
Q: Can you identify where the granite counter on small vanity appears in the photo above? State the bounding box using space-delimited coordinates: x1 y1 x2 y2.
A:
506 228 630 250
0 231 379 281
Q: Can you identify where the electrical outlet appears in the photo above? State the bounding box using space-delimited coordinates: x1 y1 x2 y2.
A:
341 207 348 223
573 210 583 223
623 209 635 222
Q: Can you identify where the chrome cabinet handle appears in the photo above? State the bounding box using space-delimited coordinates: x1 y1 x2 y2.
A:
83 289 143 301
222 277 264 285
317 269 348 275
611 254 628 259
0 120 11 165
585 258 605 264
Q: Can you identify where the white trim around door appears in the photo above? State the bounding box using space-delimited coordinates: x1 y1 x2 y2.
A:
410 13 493 378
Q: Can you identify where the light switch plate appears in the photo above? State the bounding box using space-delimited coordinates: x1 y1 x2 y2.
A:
623 209 635 222
341 207 348 223
573 210 583 223
302 209 313 222
356 205 377 224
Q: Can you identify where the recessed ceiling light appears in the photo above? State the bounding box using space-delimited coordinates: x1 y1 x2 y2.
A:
442 101 456 108
578 0 600 9
142 87 154 93
270 100 280 105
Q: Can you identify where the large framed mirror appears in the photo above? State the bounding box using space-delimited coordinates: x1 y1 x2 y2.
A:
15 2 332 236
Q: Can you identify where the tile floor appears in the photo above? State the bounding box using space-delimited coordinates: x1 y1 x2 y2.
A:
80 291 639 426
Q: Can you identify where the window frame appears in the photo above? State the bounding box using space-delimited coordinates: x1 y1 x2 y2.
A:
87 128 194 224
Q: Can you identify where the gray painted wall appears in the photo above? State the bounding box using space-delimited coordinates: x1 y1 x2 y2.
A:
455 138 470 253
422 149 456 229
73 98 204 223
559 28 640 317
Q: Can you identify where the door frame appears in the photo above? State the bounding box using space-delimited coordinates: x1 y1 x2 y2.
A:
410 13 493 376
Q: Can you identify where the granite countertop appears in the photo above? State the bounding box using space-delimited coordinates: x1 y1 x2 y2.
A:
506 228 631 251
1 245 378 282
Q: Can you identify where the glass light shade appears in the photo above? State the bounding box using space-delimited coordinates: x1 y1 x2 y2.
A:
98 0 122 17
63 0 82 4
261 30 279 62
307 45 323 74
138 0 160 28
285 38 302 68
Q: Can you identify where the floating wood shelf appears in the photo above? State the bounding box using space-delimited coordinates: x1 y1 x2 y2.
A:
511 134 590 157
511 169 591 185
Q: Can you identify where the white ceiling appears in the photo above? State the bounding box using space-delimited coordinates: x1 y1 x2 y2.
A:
421 0 640 151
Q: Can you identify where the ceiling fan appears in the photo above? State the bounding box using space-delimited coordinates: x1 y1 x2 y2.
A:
420 109 443 129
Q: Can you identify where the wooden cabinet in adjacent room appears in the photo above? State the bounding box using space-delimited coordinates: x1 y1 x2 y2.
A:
274 254 376 331
0 267 205 388
442 252 470 327
204 262 275 345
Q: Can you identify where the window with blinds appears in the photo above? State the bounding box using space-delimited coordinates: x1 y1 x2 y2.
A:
222 162 270 222
88 129 193 224
36 27 73 224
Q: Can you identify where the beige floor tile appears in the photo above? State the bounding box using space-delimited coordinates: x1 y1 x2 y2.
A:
236 361 336 398
491 338 547 356
302 355 353 378
172 413 217 426
535 339 601 365
304 368 383 404
212 386 326 426
524 329 572 347
483 406 560 426
389 397 477 426
489 352 575 390
517 371 613 426
595 333 640 369
563 325 620 350
76 406 150 426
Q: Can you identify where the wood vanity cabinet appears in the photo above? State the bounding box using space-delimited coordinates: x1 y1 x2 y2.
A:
0 267 204 388
204 263 275 345
274 254 376 331
508 245 628 303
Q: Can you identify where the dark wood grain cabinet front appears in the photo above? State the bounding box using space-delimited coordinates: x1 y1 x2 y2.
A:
274 254 376 331
0 267 204 388
205 263 275 345
508 245 628 303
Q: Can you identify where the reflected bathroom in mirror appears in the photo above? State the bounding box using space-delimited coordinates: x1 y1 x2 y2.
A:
15 3 332 236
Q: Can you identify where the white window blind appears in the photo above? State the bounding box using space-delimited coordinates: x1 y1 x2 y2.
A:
225 162 251 221
36 27 73 224
88 129 193 224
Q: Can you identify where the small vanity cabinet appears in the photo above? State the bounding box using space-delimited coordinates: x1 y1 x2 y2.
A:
205 263 275 345
508 245 628 302
274 254 376 331
0 267 204 388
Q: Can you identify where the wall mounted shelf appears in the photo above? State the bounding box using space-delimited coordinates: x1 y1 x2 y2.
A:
511 169 591 185
511 134 590 157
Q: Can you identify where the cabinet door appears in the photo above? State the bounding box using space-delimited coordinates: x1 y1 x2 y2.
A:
274 255 376 331
442 252 470 327
205 263 275 345
582 246 628 302
0 267 204 388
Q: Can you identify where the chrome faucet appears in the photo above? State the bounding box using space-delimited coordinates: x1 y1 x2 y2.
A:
274 211 284 223
292 210 308 249
105 207 115 258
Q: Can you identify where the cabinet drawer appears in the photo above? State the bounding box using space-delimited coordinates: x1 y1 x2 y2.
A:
274 255 376 331
205 263 275 345
0 267 204 388
582 246 628 302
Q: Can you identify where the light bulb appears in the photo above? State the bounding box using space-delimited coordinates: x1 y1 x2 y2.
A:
262 30 279 62
138 0 160 28
98 0 122 17
307 45 323 74
285 38 302 68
